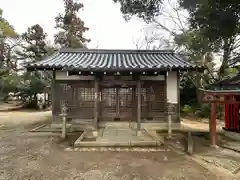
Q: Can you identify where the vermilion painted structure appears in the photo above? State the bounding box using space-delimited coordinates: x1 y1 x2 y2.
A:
210 74 240 132
224 95 240 132
200 74 240 146
200 89 240 146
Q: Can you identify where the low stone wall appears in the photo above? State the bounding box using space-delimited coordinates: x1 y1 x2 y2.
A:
223 130 240 141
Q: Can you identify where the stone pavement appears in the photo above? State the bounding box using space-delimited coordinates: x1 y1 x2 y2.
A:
97 123 154 142
74 123 161 147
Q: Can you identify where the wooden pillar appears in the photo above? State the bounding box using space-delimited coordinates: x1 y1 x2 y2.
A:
132 87 136 121
164 71 167 122
52 70 56 122
94 77 99 130
137 77 141 134
210 102 217 146
177 71 180 122
116 87 120 118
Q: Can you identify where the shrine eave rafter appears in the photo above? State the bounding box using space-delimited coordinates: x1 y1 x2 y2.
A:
199 88 240 96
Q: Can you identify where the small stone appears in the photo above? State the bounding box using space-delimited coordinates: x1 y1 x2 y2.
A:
132 148 138 151
116 148 121 151
99 148 106 152
164 156 168 161
133 176 141 180
74 148 79 151
64 147 73 152
91 148 97 151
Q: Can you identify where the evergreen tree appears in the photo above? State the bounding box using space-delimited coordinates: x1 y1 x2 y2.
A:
19 24 48 62
17 24 52 108
55 0 90 48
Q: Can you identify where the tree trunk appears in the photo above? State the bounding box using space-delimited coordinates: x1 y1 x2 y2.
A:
219 38 231 79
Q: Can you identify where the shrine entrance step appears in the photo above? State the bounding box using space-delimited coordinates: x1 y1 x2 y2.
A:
74 124 162 147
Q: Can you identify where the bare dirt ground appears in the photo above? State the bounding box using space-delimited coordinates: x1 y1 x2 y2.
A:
0 110 51 128
0 111 238 180
181 117 224 132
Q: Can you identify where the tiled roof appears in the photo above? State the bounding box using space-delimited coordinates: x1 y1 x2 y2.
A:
26 48 199 71
209 74 240 87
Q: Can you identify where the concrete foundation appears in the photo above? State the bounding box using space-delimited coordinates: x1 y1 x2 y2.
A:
99 122 181 130
137 130 142 136
74 123 163 148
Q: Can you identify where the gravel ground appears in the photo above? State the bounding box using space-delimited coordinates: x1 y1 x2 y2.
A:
0 111 237 180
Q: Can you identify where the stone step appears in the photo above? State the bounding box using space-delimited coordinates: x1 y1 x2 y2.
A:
65 147 170 152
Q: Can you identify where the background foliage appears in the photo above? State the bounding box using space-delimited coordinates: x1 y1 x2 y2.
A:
0 0 90 108
1 0 240 116
114 0 240 117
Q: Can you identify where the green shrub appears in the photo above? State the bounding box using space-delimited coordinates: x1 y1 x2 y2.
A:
195 104 211 118
182 104 194 115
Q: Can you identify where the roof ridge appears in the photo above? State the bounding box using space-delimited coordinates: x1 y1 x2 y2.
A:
59 48 174 54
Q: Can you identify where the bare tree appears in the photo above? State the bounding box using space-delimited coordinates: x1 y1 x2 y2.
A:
133 27 172 50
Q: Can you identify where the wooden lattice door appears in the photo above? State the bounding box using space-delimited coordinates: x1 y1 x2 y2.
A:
119 88 133 121
100 87 133 121
100 88 117 120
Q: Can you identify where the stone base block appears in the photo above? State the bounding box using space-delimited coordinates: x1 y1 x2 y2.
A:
137 130 142 136
92 131 98 137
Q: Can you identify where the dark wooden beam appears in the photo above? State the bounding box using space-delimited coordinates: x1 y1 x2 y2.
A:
116 88 120 118
177 71 180 122
94 77 99 129
132 87 136 122
164 71 167 121
52 70 56 122
137 76 141 132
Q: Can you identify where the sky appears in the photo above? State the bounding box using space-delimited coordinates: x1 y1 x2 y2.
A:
0 0 149 49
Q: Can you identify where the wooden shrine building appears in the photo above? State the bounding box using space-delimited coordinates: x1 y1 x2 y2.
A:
26 48 198 132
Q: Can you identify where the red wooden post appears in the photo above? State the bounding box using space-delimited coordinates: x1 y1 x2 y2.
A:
210 103 217 146
225 95 229 129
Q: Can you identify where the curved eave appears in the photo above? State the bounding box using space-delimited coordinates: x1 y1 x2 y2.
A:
199 88 240 95
25 48 203 72
26 65 201 72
